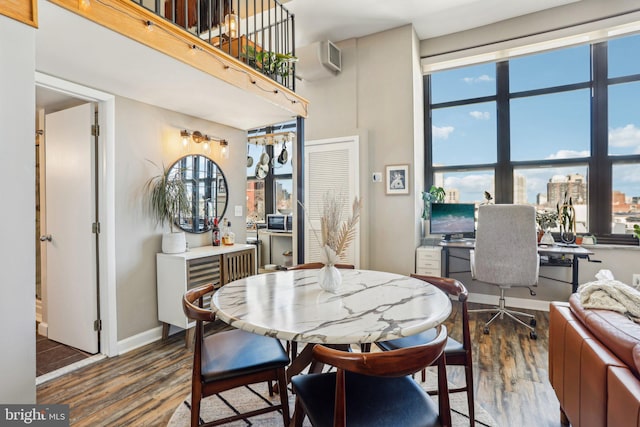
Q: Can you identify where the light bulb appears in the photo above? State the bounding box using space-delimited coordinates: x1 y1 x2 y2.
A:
202 140 211 155
224 12 238 38
220 140 229 159
180 130 191 152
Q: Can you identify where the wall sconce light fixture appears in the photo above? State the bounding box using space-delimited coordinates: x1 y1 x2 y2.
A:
179 129 227 158
220 140 229 159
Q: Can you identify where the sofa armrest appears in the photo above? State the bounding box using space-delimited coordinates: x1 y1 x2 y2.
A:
608 366 640 427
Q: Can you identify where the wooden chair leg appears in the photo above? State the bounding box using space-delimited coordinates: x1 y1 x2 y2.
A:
292 397 305 427
465 363 475 426
191 390 201 427
277 368 290 426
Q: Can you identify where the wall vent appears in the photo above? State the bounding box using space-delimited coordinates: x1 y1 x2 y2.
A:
297 40 342 81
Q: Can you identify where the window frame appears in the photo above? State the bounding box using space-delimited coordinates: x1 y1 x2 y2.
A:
424 37 640 242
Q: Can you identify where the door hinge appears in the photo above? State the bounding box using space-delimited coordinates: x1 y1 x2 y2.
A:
92 124 100 137
94 319 102 331
92 222 101 234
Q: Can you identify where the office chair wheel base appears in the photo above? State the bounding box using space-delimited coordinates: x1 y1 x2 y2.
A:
483 327 490 335
530 331 538 340
530 318 537 327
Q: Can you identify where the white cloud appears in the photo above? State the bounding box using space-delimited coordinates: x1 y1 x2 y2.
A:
545 150 590 160
469 111 490 120
432 125 454 140
462 74 494 84
444 174 494 196
609 124 640 153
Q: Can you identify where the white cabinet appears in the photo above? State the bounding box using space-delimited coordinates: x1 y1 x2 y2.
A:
157 244 256 334
416 246 442 276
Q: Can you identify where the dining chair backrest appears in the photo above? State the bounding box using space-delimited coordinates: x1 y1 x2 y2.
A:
294 325 451 427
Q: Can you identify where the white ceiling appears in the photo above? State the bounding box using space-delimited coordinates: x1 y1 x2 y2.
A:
286 0 580 47
35 0 580 129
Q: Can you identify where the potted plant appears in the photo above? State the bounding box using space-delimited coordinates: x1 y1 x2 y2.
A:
243 45 298 80
144 161 190 253
421 185 445 237
557 192 576 244
536 209 558 244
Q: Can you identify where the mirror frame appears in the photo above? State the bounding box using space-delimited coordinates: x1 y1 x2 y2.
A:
168 154 228 234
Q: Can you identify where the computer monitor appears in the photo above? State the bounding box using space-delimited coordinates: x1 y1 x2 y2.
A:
429 203 476 241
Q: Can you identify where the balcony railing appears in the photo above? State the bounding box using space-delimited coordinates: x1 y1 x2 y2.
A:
133 0 296 91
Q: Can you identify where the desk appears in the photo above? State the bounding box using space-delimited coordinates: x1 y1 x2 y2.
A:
439 240 593 293
211 268 452 380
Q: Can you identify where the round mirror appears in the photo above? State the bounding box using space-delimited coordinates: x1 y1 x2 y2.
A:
167 155 228 233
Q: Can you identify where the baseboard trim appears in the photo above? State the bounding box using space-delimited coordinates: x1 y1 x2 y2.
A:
468 292 551 312
117 326 164 355
37 322 48 337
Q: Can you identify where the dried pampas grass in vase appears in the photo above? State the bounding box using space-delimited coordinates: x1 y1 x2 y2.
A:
304 191 361 292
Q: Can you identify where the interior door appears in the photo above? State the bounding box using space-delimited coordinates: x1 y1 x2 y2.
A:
304 136 360 266
44 103 99 354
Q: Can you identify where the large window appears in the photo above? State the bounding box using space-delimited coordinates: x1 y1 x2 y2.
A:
246 122 296 226
426 33 640 238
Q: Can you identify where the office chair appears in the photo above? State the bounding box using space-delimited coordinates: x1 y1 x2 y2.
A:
182 284 290 427
377 275 475 426
470 204 540 340
291 325 451 427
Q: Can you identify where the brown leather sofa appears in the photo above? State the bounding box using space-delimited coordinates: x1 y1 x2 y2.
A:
549 294 640 426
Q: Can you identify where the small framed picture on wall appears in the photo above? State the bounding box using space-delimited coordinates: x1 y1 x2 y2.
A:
385 164 409 195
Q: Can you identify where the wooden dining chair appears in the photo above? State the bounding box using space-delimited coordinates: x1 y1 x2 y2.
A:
286 263 355 358
182 283 290 427
376 275 475 426
291 325 452 427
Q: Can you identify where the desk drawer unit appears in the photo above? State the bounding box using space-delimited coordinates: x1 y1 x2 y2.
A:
416 246 442 276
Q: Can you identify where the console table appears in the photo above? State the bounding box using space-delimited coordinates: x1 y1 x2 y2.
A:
156 244 256 344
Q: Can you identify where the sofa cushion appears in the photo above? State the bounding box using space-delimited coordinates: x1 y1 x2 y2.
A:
570 294 640 378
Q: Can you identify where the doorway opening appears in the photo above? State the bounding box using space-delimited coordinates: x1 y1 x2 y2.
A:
34 74 117 381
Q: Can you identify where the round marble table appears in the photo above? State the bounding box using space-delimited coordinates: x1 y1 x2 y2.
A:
211 268 452 345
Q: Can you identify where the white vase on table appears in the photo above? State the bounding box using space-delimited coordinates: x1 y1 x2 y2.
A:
317 264 342 293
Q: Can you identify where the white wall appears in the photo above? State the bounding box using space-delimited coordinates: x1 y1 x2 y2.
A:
113 97 247 340
0 16 36 402
420 0 640 62
298 25 423 275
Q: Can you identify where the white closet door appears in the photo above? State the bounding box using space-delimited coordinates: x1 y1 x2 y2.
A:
304 136 359 267
45 103 99 354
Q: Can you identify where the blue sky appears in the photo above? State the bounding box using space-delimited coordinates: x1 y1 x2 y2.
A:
430 35 640 204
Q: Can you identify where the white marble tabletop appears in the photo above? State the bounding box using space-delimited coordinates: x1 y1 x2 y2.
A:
211 269 452 345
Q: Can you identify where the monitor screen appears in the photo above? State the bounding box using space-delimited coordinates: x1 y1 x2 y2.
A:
429 203 476 240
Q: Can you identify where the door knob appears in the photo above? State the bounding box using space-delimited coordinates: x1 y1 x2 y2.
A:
40 234 52 242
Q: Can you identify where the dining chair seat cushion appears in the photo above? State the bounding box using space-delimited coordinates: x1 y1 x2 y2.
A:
377 328 464 355
291 371 442 427
201 329 289 383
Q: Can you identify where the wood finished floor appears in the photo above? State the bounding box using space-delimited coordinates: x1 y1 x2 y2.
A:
36 328 92 377
36 303 562 427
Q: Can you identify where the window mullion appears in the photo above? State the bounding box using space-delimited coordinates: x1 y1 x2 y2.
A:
496 61 512 203
590 42 611 235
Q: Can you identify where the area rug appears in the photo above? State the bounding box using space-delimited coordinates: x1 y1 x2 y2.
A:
168 377 498 427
